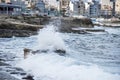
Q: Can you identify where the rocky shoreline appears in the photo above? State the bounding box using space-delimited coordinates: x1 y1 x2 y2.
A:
0 15 50 38
0 47 30 80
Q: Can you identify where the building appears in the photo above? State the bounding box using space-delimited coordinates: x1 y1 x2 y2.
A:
11 0 27 8
59 0 70 16
69 0 85 16
73 0 85 16
0 0 22 15
89 0 101 17
115 0 120 16
35 0 45 13
100 0 113 18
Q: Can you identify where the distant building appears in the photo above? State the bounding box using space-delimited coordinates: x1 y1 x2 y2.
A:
100 0 113 18
35 0 45 13
73 0 85 15
0 0 23 15
84 2 91 17
115 0 120 16
69 0 85 16
59 0 70 16
69 1 74 15
89 0 101 18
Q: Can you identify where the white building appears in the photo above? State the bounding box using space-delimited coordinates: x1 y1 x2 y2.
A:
100 0 113 17
69 0 85 16
115 0 120 16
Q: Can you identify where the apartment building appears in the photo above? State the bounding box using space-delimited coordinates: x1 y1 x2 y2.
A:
115 0 120 16
75 0 85 15
89 0 101 17
59 0 70 16
0 0 21 15
100 0 113 17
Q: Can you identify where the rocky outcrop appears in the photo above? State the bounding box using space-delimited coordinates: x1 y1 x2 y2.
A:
11 15 51 25
23 48 66 59
0 16 48 38
56 17 94 33
0 22 42 38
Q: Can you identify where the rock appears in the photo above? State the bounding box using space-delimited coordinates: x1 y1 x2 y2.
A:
85 29 105 32
23 48 66 59
0 58 5 61
20 72 26 75
54 49 66 56
24 48 32 59
10 71 20 74
56 17 94 33
0 15 47 38
22 75 34 80
0 71 20 80
0 62 10 66
14 67 24 71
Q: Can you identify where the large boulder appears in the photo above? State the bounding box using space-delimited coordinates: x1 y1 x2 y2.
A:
23 48 66 59
58 17 94 33
0 19 43 38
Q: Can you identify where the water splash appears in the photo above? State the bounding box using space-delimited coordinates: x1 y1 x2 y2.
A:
34 25 66 51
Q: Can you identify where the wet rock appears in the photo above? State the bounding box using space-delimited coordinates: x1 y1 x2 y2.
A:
10 71 20 74
71 29 88 34
0 71 20 80
20 72 27 76
58 17 94 33
14 67 24 71
24 48 32 59
85 29 105 32
22 75 34 80
6 69 15 72
0 58 5 61
0 19 42 38
54 49 66 56
0 62 10 66
24 48 66 58
24 48 32 53
0 15 52 38
0 29 38 38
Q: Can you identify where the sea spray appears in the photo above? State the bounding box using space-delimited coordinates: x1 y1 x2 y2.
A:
34 25 66 51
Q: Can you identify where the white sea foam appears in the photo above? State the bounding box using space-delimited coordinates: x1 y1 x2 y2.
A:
34 25 66 51
17 53 120 80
